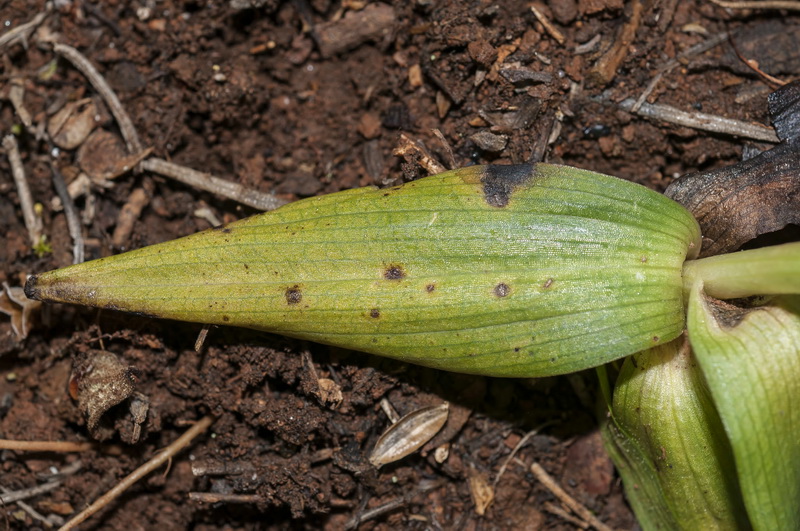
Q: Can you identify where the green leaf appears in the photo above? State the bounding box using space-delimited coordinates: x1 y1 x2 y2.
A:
688 283 800 530
26 164 700 377
603 338 748 530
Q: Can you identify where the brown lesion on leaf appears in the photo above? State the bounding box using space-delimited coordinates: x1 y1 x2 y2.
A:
369 308 381 318
703 294 763 328
494 283 510 297
222 315 230 322
384 263 406 280
285 285 303 305
542 278 554 289
480 164 536 207
425 283 436 293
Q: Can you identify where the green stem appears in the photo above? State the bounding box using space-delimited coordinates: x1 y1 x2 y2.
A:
682 242 800 301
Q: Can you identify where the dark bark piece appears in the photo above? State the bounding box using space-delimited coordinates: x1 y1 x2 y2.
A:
665 141 800 257
768 80 800 143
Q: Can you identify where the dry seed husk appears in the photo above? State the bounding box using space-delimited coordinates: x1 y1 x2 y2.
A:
26 163 700 377
369 403 449 467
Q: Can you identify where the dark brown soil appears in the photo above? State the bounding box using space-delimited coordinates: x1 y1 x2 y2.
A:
0 1 792 529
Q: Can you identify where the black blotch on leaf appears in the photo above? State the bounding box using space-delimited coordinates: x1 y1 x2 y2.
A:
370 308 381 318
481 164 536 207
285 285 303 305
425 283 436 293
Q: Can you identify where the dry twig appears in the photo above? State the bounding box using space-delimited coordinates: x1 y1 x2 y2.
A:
493 422 554 488
53 43 143 154
392 133 446 175
344 479 445 530
4 134 43 247
111 187 150 248
708 0 800 11
0 485 60 528
530 462 613 531
612 98 780 143
529 5 565 45
0 439 94 452
590 0 644 85
632 31 730 112
0 481 60 505
544 501 590 529
188 492 261 504
141 158 287 211
50 163 85 264
0 7 50 51
59 416 214 530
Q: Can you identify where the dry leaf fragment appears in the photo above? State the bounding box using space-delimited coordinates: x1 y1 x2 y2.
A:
316 378 343 407
665 80 800 257
369 402 449 467
48 98 98 150
0 282 41 340
70 350 140 437
468 469 495 515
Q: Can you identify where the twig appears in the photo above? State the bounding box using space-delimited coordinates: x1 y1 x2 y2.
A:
50 163 84 264
530 462 613 531
544 501 590 529
0 439 94 452
111 187 149 248
708 0 800 11
529 5 565 45
140 158 288 211
59 416 214 530
188 492 261 504
0 481 60 505
632 31 729 112
728 33 787 88
589 0 644 85
344 479 444 530
52 43 143 154
493 422 555 488
0 7 50 51
392 133 446 175
612 98 779 143
0 486 59 528
4 134 43 247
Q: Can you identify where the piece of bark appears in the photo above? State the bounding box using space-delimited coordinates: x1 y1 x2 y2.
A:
313 4 395 58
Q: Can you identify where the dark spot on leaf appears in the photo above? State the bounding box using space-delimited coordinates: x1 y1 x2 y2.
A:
550 357 556 362
222 315 230 322
370 308 381 318
425 283 436 293
494 283 510 297
285 285 302 305
542 278 554 289
244 264 249 270
652 335 659 342
481 164 535 207
514 347 520 352
641 256 648 263
384 264 406 280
